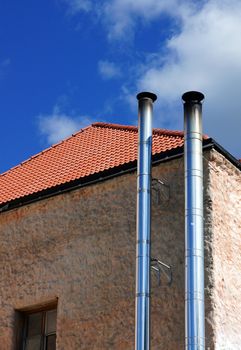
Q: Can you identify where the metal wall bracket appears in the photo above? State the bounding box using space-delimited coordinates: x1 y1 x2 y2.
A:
151 257 172 286
152 178 170 205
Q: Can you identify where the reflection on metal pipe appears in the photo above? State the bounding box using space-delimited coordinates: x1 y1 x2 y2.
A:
135 92 157 350
182 91 205 350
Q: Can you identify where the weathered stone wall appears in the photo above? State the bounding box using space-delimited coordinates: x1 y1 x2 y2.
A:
0 150 238 349
207 150 241 349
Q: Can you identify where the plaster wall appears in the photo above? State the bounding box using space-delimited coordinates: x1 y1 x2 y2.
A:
0 157 186 349
207 150 241 349
0 150 238 349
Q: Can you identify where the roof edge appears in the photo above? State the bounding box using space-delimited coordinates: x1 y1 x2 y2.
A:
208 138 241 170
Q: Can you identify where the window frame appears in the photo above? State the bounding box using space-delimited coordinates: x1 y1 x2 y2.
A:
19 304 57 350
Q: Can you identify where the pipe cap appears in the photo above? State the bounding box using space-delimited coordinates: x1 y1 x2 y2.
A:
182 91 205 103
136 91 157 102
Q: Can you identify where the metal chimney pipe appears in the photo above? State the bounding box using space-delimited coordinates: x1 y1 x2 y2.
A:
135 91 157 350
182 91 205 350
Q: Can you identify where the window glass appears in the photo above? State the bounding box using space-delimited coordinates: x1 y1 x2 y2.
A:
27 313 42 337
46 310 57 334
46 334 56 350
25 335 41 350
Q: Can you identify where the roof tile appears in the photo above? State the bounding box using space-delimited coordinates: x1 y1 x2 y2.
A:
0 122 184 205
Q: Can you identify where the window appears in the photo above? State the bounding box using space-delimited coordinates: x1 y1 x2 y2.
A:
22 309 57 350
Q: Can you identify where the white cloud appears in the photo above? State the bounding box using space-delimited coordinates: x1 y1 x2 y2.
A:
38 105 92 145
136 0 241 157
59 0 241 157
101 0 192 40
61 0 193 39
62 0 92 14
139 0 241 97
98 60 121 79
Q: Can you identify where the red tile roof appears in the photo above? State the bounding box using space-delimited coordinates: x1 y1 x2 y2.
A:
0 122 184 206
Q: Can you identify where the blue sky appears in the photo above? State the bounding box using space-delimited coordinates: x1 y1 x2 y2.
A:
0 0 240 173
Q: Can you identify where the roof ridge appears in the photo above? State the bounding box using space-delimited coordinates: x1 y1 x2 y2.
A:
0 124 93 178
92 122 138 132
92 122 184 137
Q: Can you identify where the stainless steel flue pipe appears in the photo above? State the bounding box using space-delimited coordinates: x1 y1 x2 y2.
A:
135 92 157 350
182 91 205 350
